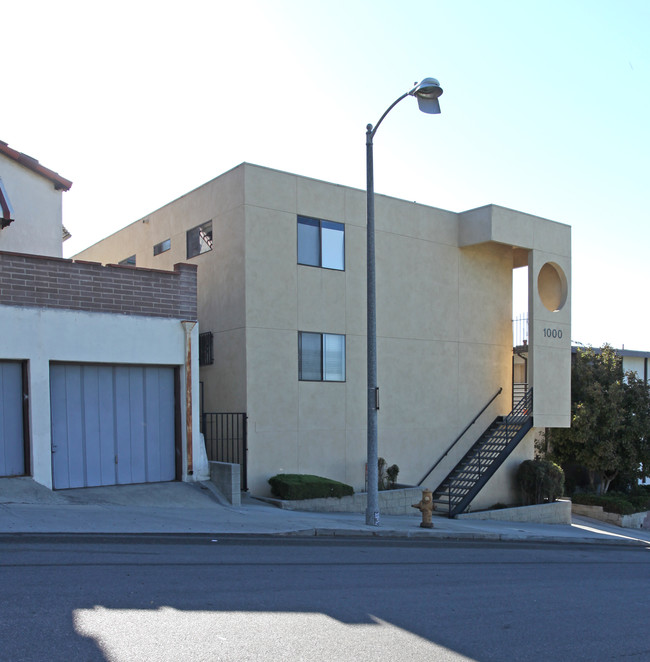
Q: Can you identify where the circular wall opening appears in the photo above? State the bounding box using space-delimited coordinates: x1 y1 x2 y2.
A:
538 262 567 312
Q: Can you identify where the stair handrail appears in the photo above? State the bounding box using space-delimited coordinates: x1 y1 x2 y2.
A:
417 386 503 486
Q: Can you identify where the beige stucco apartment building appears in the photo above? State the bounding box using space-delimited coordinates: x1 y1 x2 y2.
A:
77 163 571 506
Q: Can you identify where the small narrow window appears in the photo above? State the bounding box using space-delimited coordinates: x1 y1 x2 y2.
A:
153 238 171 256
119 255 136 266
199 332 214 366
187 221 213 259
299 332 345 382
297 216 344 270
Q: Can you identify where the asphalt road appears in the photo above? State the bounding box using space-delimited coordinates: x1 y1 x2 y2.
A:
1 535 649 661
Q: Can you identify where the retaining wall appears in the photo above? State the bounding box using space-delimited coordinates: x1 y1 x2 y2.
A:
263 487 424 516
572 503 650 529
457 500 571 525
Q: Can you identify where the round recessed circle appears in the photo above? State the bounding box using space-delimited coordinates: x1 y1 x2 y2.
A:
538 262 568 312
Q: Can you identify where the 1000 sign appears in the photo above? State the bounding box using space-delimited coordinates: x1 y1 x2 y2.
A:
543 327 563 339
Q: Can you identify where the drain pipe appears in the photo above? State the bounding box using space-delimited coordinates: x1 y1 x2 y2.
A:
181 320 197 476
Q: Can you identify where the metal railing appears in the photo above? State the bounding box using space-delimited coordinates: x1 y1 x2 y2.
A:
201 412 248 491
513 314 529 347
438 387 533 517
417 387 503 486
513 382 528 408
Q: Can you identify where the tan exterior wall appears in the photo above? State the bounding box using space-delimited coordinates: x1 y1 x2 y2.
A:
0 156 65 257
76 163 571 501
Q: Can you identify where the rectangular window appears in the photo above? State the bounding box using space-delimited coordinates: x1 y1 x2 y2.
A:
187 221 213 258
153 238 171 256
119 255 136 266
297 216 344 270
199 332 214 366
298 332 345 381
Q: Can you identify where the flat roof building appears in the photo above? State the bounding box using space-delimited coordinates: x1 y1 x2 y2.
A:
76 163 571 509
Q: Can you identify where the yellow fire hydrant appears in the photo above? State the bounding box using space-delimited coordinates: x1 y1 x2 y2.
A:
412 488 435 528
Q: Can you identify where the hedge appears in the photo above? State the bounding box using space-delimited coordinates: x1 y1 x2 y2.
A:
571 492 650 515
268 474 354 500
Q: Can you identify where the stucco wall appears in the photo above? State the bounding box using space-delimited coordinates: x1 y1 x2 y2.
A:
75 166 248 415
241 165 515 494
75 163 571 502
0 156 64 257
0 253 205 489
1 306 206 488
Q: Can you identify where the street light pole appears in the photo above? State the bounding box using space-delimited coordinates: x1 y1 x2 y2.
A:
365 78 443 527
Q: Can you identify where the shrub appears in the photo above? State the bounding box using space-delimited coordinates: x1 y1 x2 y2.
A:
378 457 400 491
268 474 354 501
517 459 565 505
571 492 637 515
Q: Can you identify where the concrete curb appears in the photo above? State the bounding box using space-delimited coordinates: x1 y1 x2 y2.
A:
0 528 647 546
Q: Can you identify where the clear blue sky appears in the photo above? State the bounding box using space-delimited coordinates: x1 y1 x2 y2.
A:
5 0 649 349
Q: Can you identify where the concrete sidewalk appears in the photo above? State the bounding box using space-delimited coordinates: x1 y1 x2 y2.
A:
1 477 650 546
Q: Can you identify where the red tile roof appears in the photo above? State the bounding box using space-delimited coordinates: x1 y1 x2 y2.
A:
0 140 72 191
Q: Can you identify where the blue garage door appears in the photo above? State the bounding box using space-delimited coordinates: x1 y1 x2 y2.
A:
50 364 176 489
0 362 25 477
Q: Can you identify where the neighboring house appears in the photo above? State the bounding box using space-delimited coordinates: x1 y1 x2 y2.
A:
0 141 208 489
76 162 572 508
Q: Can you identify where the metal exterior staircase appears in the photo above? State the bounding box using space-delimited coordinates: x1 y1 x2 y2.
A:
431 388 533 518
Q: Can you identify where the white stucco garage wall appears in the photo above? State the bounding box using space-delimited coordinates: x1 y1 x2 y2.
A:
1 306 207 488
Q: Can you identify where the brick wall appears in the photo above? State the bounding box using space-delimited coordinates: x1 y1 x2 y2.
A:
0 251 197 319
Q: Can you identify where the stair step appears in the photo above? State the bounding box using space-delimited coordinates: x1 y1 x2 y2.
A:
427 396 533 517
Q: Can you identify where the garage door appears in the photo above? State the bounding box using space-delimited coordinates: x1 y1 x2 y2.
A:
50 364 176 489
0 362 25 477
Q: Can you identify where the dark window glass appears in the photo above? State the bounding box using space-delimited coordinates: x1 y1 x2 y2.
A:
153 238 171 256
199 332 214 366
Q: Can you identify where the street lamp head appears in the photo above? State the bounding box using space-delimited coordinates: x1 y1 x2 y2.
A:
410 77 443 114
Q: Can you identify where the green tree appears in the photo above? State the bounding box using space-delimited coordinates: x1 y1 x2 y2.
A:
544 344 650 493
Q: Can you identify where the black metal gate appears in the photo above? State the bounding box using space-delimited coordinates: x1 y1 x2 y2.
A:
201 412 248 491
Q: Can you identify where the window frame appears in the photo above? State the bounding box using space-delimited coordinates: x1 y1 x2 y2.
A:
297 216 345 271
298 331 346 382
186 221 213 259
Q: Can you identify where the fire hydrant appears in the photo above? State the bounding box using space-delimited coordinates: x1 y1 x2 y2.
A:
412 488 435 528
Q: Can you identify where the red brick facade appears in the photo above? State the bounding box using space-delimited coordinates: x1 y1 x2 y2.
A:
0 251 197 319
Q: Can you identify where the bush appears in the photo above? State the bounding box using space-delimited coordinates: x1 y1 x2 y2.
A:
517 460 565 505
572 491 650 515
378 457 400 491
268 474 354 501
571 492 636 515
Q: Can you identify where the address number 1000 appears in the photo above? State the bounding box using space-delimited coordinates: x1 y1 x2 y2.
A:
543 327 563 339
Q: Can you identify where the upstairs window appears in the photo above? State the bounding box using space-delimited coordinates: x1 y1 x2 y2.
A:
297 216 344 270
119 255 136 266
298 332 346 382
187 221 213 258
0 177 15 228
153 238 171 256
